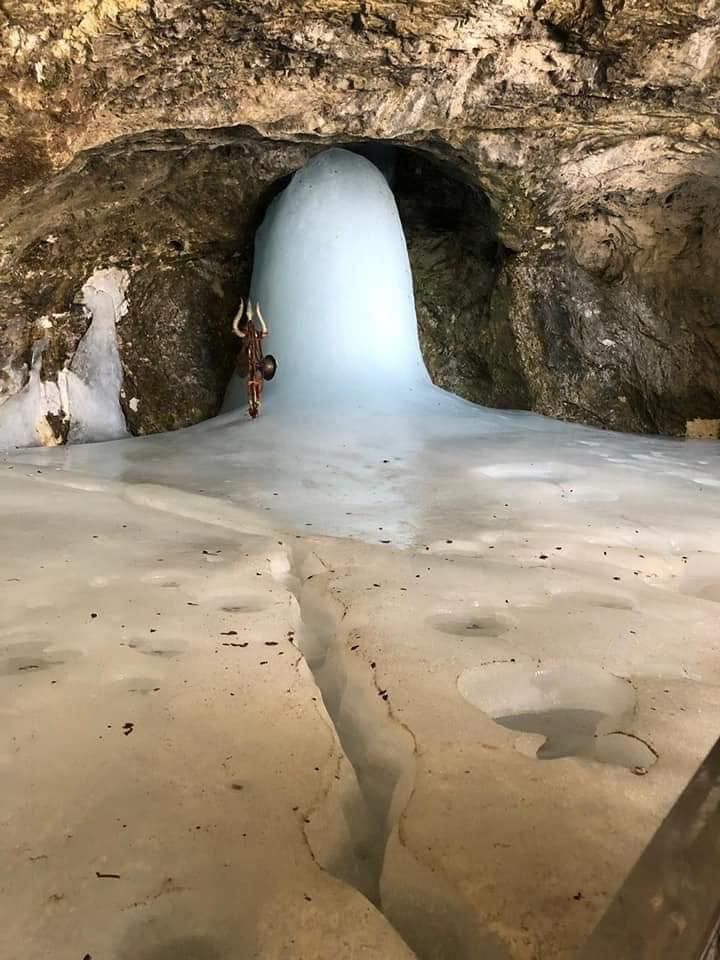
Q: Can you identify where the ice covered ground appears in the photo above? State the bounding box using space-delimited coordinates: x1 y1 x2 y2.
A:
2 149 720 959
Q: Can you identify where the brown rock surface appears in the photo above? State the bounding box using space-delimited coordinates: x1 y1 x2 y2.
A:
1 0 719 435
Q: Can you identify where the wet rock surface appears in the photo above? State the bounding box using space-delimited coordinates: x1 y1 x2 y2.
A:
394 150 529 412
0 131 317 434
1 1 719 435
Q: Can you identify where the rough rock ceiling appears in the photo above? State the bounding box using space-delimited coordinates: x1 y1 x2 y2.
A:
3 1 718 225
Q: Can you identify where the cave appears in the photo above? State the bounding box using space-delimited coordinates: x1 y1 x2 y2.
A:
1 128 520 441
2 5 720 960
2 124 720 442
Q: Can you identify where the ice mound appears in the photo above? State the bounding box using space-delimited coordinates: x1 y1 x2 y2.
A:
225 148 430 411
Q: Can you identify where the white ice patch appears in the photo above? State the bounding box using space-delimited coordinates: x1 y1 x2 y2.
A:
65 268 129 444
0 342 63 452
0 267 129 450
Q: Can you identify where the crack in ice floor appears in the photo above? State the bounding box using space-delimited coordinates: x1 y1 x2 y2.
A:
279 544 414 908
276 543 513 960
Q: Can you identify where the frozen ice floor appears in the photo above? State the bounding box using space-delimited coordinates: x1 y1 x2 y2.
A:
2 389 720 960
3 149 720 958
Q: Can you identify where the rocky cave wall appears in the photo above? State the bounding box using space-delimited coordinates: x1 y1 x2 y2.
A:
393 149 529 412
0 130 322 434
1 0 720 439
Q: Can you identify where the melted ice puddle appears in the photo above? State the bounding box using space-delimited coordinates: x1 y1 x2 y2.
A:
496 708 657 769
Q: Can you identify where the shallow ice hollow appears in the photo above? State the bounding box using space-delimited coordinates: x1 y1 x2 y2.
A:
458 661 658 769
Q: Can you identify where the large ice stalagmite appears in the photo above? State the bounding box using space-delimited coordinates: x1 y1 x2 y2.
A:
227 148 429 411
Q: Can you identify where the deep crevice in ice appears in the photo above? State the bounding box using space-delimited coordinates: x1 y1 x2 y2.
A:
282 545 408 906
281 544 507 960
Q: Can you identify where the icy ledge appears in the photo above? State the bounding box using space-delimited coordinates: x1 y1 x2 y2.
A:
0 267 129 451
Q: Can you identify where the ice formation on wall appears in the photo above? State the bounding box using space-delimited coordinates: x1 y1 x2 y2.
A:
65 268 129 443
225 148 429 410
0 340 64 452
0 267 129 450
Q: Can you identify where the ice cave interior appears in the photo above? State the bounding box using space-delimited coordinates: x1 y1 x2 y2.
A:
1 145 719 960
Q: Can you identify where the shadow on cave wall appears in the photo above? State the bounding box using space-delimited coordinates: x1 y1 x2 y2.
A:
388 148 528 411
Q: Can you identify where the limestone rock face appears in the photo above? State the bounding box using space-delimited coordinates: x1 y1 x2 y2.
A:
1 0 719 436
0 130 317 434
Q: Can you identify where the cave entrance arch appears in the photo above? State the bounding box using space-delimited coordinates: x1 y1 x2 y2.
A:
226 147 427 411
0 122 515 441
226 142 509 413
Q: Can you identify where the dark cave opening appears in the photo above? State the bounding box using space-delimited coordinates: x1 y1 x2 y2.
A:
247 141 514 412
